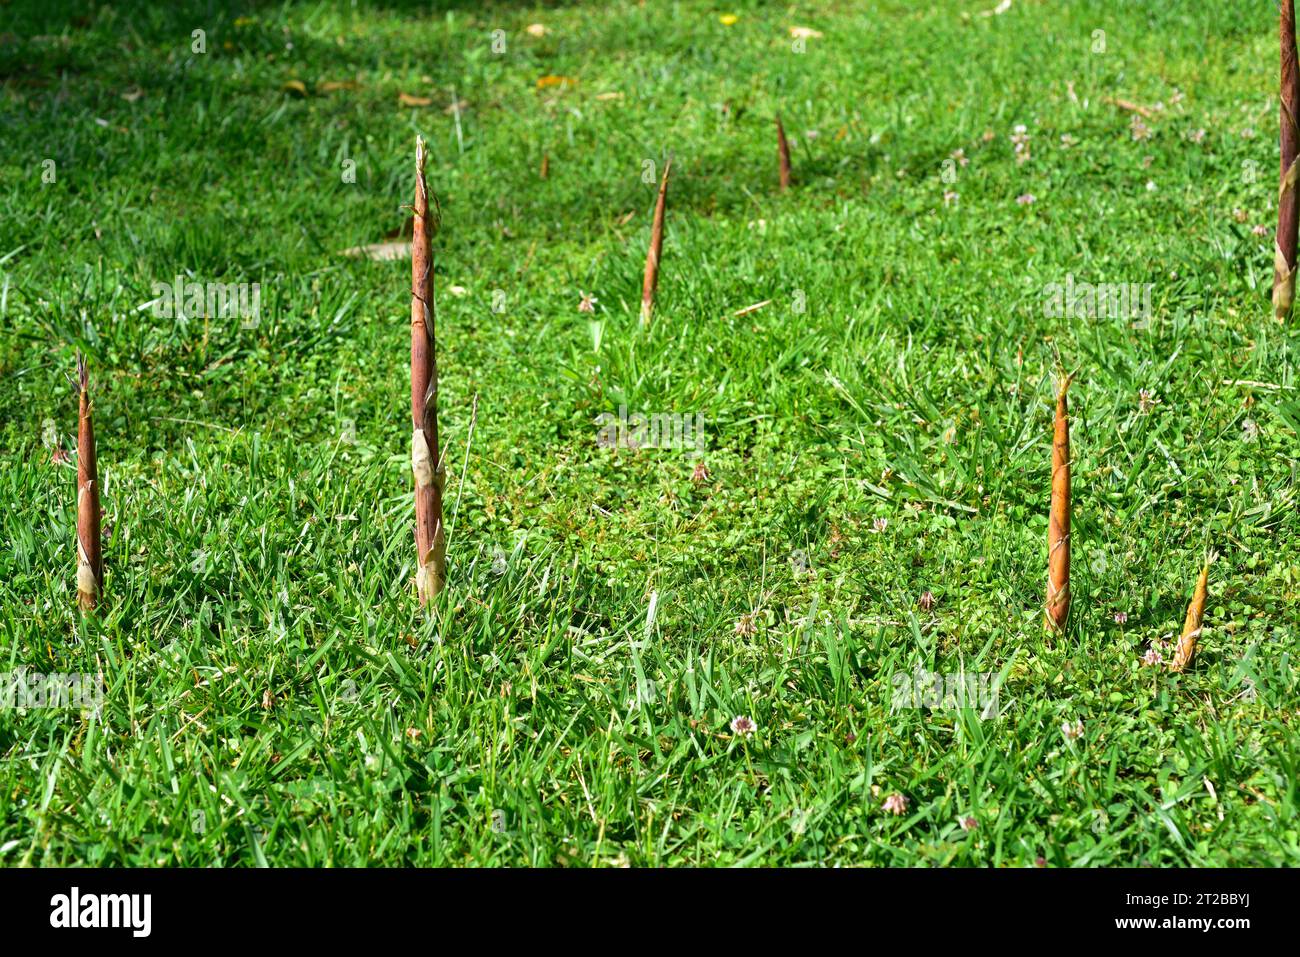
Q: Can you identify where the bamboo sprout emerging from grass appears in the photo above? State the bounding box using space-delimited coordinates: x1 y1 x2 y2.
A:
411 136 446 604
1045 374 1073 633
1170 553 1215 673
775 115 792 192
1275 0 1299 322
75 354 102 611
640 156 672 326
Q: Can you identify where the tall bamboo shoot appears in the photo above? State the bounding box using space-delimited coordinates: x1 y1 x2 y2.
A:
411 136 446 603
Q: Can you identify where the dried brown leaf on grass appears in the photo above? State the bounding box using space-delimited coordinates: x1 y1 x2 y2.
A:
340 242 407 261
1170 553 1216 673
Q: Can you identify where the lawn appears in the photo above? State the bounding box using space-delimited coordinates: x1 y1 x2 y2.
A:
1 0 1298 866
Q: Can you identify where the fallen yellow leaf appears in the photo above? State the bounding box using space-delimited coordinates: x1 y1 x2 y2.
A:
536 74 578 90
398 92 433 107
719 14 739 26
790 26 823 39
281 80 308 97
525 23 547 37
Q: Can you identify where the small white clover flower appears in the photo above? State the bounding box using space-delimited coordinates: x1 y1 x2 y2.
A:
729 715 757 738
882 792 909 815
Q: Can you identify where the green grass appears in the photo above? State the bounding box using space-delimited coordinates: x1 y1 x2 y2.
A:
1 0 1298 866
